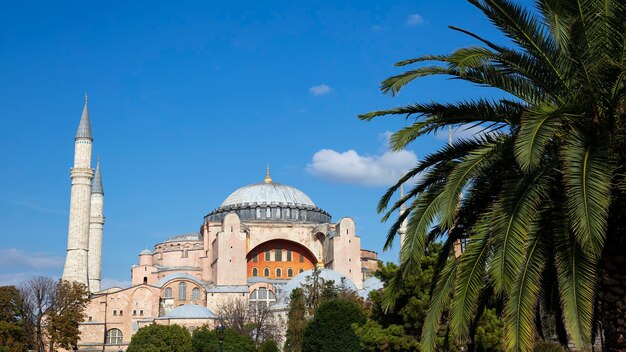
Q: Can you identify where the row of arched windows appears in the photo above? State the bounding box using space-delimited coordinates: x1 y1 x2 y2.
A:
251 267 304 278
163 283 201 301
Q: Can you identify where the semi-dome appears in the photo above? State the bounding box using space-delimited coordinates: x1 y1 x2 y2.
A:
161 304 216 319
221 182 315 208
204 167 331 224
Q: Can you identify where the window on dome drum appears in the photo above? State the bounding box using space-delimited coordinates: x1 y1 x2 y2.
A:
164 287 173 298
288 268 293 277
286 250 292 261
276 207 281 218
276 268 282 277
266 207 271 218
192 288 200 300
252 252 258 262
178 282 187 300
275 246 282 261
256 207 261 219
106 328 123 345
286 208 290 218
252 267 258 276
264 267 270 277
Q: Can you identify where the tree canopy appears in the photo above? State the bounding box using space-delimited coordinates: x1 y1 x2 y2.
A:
302 298 366 352
127 324 192 352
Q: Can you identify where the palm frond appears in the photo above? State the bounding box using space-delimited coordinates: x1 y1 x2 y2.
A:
553 208 596 348
504 223 549 352
421 258 458 352
562 129 611 258
514 102 562 171
489 166 551 294
449 214 492 341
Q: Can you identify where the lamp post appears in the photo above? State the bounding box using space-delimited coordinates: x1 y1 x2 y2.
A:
216 323 226 352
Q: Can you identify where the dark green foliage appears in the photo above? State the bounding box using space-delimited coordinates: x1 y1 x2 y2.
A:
258 339 280 352
533 341 566 352
127 324 192 352
0 286 27 352
283 288 306 352
474 308 504 352
354 320 419 352
191 326 256 352
301 299 366 352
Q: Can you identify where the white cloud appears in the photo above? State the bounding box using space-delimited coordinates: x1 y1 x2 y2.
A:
309 84 332 95
0 248 64 270
307 134 418 186
101 277 131 290
406 13 425 26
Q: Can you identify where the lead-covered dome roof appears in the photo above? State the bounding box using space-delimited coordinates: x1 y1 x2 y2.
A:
221 182 315 208
204 167 331 224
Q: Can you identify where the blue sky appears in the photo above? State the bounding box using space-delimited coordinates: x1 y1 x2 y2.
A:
0 1 511 287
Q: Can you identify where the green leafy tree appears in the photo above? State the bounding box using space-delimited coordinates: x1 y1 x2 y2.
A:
45 280 89 351
127 324 192 352
360 0 626 351
283 288 306 352
0 286 27 352
301 298 366 352
354 320 420 352
258 339 280 352
191 326 256 352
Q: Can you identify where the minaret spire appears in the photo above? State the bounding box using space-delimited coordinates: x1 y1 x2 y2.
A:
75 95 92 140
62 97 95 287
264 163 272 183
88 157 105 292
92 157 104 194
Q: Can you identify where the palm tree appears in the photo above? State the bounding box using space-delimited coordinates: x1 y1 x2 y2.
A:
360 1 626 351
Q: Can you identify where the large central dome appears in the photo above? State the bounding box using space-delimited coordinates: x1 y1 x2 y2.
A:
221 182 315 208
204 167 331 224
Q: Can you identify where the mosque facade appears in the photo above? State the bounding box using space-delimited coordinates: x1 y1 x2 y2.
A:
61 100 381 351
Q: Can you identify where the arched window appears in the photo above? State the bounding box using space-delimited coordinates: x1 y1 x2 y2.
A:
143 277 147 284
266 207 271 218
164 287 173 298
249 288 276 307
178 282 187 300
299 268 304 274
276 268 282 277
288 268 293 277
252 267 258 276
105 328 123 344
192 288 200 300
256 207 261 219
263 267 270 277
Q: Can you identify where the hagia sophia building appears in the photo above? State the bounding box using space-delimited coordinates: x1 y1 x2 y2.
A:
61 98 383 350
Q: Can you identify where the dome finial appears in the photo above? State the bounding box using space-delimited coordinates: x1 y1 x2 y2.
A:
264 163 272 183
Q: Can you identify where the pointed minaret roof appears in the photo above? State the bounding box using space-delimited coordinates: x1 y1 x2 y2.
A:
75 95 92 139
92 157 104 194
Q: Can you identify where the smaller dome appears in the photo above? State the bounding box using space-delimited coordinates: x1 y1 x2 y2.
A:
165 233 202 242
164 304 215 319
278 268 357 305
139 249 152 255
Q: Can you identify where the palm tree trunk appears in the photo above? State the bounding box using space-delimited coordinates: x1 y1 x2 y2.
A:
597 248 626 351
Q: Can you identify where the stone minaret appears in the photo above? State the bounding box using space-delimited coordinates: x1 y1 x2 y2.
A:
398 184 408 255
62 97 94 286
88 158 105 292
